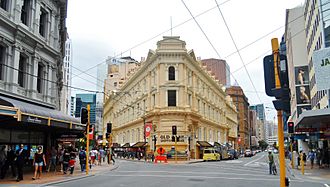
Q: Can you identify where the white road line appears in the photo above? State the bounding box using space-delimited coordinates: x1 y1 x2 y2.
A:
111 170 274 178
244 155 265 166
105 174 281 182
324 184 329 187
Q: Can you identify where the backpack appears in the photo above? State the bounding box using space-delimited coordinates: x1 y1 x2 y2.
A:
79 151 86 160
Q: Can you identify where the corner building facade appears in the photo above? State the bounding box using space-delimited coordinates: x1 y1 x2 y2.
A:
103 36 238 159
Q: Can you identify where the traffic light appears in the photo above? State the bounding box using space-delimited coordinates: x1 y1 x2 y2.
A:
81 108 88 124
288 121 294 134
89 124 94 133
107 123 112 134
172 125 177 135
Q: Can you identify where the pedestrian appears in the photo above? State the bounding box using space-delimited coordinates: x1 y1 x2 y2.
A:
62 148 70 174
1 145 16 179
297 151 302 168
68 148 76 174
47 146 57 172
307 150 316 169
79 148 86 172
90 149 96 166
32 146 46 180
268 151 275 175
99 147 105 165
110 148 115 165
316 149 321 168
15 144 28 182
303 152 307 166
0 146 7 179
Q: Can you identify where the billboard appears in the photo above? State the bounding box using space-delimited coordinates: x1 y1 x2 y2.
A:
294 66 311 117
312 48 330 91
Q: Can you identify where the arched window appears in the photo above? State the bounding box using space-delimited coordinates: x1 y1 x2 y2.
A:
168 66 175 80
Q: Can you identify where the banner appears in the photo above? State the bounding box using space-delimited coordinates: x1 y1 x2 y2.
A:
312 48 330 91
145 123 152 138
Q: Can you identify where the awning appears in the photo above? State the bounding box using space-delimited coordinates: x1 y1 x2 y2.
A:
296 108 330 132
0 95 83 131
197 141 213 147
131 142 147 148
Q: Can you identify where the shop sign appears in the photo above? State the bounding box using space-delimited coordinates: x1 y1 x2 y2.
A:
312 48 330 91
22 115 47 124
160 134 184 142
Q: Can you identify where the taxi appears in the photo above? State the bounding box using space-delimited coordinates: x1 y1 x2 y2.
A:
203 148 220 161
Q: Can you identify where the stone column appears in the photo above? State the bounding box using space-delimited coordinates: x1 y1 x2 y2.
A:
29 55 39 98
8 44 21 93
46 64 53 103
13 0 23 23
34 3 41 35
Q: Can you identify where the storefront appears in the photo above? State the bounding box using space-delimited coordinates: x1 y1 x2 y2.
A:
0 95 84 160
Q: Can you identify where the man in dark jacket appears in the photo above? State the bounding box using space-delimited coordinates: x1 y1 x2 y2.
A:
16 144 27 182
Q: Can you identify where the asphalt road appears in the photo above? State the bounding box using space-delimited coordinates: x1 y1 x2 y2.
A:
48 153 328 187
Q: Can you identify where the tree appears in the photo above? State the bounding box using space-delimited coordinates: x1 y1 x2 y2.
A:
258 140 268 150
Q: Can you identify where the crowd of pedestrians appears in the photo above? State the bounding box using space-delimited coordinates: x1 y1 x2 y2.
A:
0 144 116 182
295 148 330 169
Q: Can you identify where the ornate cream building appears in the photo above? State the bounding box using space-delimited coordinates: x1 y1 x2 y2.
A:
103 36 238 159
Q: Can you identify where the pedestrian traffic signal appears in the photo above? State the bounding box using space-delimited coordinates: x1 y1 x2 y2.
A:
89 124 93 133
172 125 177 135
288 121 294 133
107 123 112 134
81 108 88 124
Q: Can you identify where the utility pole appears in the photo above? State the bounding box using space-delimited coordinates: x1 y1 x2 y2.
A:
271 38 286 187
86 104 90 175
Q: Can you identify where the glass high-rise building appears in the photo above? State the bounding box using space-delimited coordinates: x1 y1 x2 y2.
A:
75 94 96 124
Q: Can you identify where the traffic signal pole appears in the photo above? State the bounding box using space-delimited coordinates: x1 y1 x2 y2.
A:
271 38 286 187
86 104 90 175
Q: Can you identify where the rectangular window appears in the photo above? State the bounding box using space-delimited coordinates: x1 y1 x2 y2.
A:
152 94 156 107
188 94 192 106
21 0 30 26
168 90 176 106
39 8 47 37
37 64 44 93
0 45 4 80
114 82 117 87
18 55 26 87
0 0 8 11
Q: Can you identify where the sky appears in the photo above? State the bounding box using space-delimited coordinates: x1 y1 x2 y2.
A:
67 0 305 121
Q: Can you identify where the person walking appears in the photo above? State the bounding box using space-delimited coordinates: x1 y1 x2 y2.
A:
1 145 16 179
0 146 7 179
268 151 275 175
79 148 86 172
308 150 316 169
62 148 70 174
110 148 115 165
32 146 46 180
68 148 76 174
47 146 57 172
15 144 28 182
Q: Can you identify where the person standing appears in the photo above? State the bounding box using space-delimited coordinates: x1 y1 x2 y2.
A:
32 146 46 180
62 148 70 174
15 144 27 182
1 145 16 179
79 148 86 172
47 147 57 172
308 150 316 169
268 151 274 175
110 148 115 165
0 146 7 179
68 148 76 174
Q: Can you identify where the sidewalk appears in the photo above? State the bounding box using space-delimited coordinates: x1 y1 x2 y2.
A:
0 161 117 185
285 158 330 184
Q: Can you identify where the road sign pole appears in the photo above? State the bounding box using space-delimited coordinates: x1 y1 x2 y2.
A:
86 104 90 175
272 38 286 187
175 135 177 163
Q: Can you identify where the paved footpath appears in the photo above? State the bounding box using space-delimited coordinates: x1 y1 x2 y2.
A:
0 162 117 186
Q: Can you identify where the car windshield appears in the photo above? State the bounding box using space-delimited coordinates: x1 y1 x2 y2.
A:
204 150 213 154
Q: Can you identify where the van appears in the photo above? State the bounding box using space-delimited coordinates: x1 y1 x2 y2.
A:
203 148 220 161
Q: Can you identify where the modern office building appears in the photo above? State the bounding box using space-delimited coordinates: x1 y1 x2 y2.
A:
0 0 83 150
75 94 96 125
201 58 230 86
103 36 238 159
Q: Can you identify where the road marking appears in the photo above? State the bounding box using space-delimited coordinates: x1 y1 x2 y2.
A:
324 184 329 187
244 155 265 166
190 163 267 174
105 173 281 181
224 160 242 164
111 170 275 178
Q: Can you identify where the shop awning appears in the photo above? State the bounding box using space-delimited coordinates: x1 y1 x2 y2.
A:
197 141 213 147
296 108 330 131
0 95 83 131
131 142 147 148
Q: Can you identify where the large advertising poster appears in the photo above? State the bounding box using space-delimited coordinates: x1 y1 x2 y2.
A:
295 66 311 117
312 48 330 91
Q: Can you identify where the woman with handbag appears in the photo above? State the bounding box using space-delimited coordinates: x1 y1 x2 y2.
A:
32 146 46 180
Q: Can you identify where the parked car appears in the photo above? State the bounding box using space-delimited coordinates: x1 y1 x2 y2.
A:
228 149 238 159
203 148 220 161
244 149 252 157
